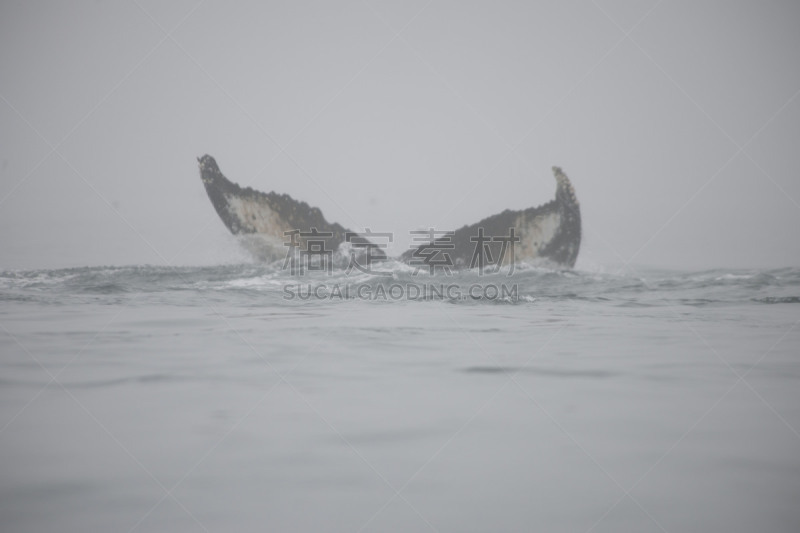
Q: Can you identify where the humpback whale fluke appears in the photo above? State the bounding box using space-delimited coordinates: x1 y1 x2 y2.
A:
198 155 581 268
198 154 384 262
400 166 581 268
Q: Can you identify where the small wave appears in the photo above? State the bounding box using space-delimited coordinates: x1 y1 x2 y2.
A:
462 365 617 379
80 282 129 294
0 293 38 303
60 373 200 389
216 277 283 290
714 273 755 281
0 269 81 289
753 296 800 304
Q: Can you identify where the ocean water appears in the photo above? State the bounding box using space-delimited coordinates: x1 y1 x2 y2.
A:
1 263 799 533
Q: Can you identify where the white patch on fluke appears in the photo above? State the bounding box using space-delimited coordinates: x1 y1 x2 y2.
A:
515 211 561 261
225 195 287 234
224 195 291 260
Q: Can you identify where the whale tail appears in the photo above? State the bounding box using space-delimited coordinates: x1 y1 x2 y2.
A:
198 154 385 264
199 155 581 268
399 167 581 268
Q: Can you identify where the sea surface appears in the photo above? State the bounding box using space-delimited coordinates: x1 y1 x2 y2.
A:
1 263 799 533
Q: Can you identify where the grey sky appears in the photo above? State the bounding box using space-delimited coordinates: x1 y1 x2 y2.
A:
1 0 798 270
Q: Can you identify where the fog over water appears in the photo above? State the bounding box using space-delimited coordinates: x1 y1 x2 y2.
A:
1 0 799 270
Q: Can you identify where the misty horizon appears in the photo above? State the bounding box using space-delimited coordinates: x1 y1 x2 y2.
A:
1 1 798 271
